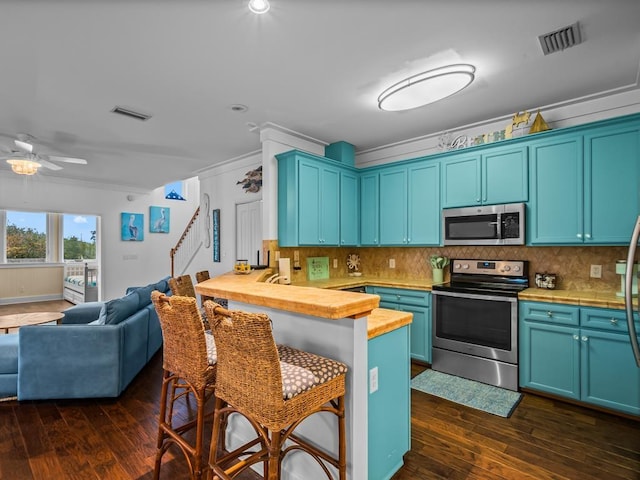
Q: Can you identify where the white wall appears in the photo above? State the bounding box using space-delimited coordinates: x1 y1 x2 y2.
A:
0 175 199 300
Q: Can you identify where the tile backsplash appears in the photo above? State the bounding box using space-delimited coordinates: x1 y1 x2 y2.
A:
271 243 629 293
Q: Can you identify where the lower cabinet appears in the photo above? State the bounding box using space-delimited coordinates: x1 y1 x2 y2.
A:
367 287 431 363
368 325 410 480
520 301 640 416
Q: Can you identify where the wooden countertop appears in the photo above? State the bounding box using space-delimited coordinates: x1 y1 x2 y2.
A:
291 276 437 291
368 308 412 339
519 288 637 309
195 270 380 319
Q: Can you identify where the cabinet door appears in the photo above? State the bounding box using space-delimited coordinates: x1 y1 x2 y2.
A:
441 154 481 208
580 329 640 416
482 146 528 205
529 136 584 244
519 320 580 400
298 160 322 245
379 166 408 245
405 305 430 363
340 170 359 246
408 162 440 245
585 125 640 244
320 165 340 245
360 171 379 246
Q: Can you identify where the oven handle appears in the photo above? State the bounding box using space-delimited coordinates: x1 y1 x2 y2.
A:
431 289 517 303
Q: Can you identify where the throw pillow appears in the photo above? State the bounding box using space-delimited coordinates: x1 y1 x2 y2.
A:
104 292 140 325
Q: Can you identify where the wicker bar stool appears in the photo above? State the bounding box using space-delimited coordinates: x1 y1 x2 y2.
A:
169 274 197 298
196 270 228 309
151 291 217 480
203 301 347 480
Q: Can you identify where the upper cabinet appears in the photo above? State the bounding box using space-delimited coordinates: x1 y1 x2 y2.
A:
441 145 528 208
277 150 358 247
360 171 380 246
529 118 640 244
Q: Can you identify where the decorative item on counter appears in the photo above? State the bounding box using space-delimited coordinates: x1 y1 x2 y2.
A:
234 259 251 274
528 109 551 134
430 255 449 284
535 272 557 289
616 260 638 297
347 253 362 277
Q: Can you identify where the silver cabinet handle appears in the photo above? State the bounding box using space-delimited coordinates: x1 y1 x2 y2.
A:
610 318 618 325
476 198 481 202
582 336 588 342
547 311 553 317
576 233 582 238
585 233 591 239
573 334 580 340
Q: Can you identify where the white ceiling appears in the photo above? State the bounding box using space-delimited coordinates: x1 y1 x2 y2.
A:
1 0 639 191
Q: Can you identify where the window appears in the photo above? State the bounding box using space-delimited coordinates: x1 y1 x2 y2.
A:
5 211 47 263
1 210 100 265
63 214 97 260
164 181 186 201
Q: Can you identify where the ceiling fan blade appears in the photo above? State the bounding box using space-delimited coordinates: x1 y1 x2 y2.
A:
14 139 34 153
37 158 63 171
47 155 87 165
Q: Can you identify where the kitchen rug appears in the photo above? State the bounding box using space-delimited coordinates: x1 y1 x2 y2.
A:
411 369 522 418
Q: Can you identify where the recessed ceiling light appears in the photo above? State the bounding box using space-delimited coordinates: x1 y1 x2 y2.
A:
248 0 270 14
229 104 249 113
378 64 476 112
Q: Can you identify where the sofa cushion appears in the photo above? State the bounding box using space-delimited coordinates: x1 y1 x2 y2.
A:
134 284 155 309
154 277 169 294
0 334 19 374
103 292 140 325
62 301 105 325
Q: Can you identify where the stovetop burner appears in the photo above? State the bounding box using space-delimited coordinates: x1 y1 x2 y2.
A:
432 259 529 297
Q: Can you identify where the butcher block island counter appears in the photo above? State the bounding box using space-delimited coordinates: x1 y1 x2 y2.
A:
196 270 413 480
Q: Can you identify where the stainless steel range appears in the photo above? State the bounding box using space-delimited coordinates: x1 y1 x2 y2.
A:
431 259 529 391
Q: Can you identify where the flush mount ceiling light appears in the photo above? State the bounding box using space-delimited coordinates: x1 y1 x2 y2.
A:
6 158 41 175
248 0 270 14
378 63 476 111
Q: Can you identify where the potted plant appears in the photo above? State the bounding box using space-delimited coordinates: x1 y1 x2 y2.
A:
429 255 449 284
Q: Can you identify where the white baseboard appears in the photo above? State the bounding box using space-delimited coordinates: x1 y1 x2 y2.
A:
0 294 64 305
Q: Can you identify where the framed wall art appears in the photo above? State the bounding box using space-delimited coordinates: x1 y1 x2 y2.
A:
149 206 170 233
121 212 144 241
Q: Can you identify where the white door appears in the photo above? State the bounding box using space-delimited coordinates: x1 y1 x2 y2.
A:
236 200 263 265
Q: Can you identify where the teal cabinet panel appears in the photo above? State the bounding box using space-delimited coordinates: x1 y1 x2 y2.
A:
368 325 410 480
584 126 640 244
441 154 481 208
277 150 358 247
360 172 380 246
580 329 640 415
369 287 431 362
379 167 408 245
408 162 440 245
482 146 528 205
520 301 640 415
340 170 360 246
528 136 583 244
520 319 581 400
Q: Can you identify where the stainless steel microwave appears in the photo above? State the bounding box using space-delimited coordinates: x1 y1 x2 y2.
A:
442 203 525 246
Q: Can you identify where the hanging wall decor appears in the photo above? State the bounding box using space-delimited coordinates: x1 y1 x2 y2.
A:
149 206 170 233
212 209 221 262
121 212 144 241
236 165 262 193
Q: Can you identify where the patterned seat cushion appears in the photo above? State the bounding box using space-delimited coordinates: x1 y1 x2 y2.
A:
205 331 217 365
277 344 347 400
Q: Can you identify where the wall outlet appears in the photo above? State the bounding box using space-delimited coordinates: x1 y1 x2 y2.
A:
369 367 379 393
590 264 602 278
389 258 396 268
333 258 338 268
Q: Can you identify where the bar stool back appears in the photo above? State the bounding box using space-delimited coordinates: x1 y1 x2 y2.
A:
204 301 347 480
151 291 217 480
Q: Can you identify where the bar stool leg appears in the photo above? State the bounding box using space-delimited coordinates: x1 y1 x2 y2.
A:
338 395 346 480
267 430 281 480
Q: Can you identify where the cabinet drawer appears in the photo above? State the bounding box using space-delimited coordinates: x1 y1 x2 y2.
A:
580 307 639 333
371 287 430 307
520 301 579 326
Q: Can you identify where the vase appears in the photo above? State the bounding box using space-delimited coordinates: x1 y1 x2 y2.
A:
432 268 444 284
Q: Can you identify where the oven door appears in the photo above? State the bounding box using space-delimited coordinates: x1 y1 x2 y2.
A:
432 289 518 364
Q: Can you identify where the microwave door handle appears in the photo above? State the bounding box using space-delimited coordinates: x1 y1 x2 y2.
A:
496 215 503 239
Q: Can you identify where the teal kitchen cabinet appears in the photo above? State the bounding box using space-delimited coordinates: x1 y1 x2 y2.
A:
520 301 640 415
441 145 528 208
368 325 410 480
360 171 380 246
277 150 358 247
378 161 440 246
340 169 360 246
369 287 431 363
529 119 640 244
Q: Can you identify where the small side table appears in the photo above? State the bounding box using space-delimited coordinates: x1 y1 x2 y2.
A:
0 312 65 334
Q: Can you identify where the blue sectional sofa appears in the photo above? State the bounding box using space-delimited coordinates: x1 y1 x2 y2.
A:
0 277 170 401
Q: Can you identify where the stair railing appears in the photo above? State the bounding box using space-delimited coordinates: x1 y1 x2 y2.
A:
170 207 202 277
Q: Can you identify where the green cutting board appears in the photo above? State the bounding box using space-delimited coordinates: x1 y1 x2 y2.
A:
307 256 330 281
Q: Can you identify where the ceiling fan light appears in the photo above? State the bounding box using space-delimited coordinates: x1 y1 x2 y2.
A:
378 63 476 111
248 0 270 14
7 158 41 175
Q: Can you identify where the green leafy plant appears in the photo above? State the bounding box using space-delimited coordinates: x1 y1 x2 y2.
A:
430 255 449 270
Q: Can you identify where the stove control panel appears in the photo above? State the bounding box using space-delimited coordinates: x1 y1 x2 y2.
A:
451 259 527 276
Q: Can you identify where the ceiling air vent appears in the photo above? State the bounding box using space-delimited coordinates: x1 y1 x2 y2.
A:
111 106 152 121
538 22 582 55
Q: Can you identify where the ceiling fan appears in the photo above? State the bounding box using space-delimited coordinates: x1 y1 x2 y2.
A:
0 133 88 175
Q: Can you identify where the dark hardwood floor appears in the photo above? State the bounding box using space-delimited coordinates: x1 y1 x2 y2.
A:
1 300 639 479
